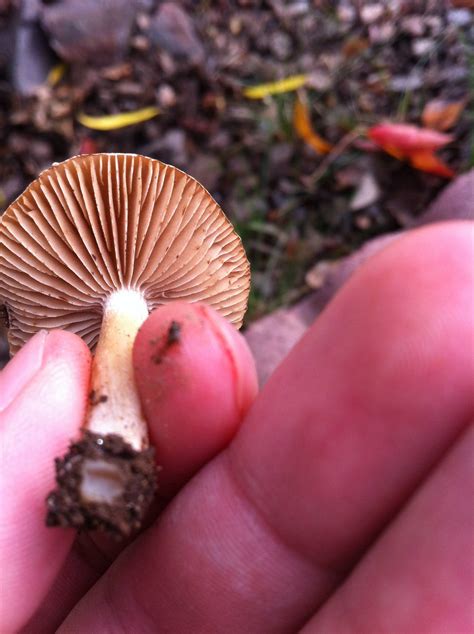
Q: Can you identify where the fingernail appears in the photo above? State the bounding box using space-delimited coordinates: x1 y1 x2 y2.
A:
199 305 258 417
0 330 48 412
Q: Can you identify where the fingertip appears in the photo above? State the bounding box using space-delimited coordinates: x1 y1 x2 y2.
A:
0 330 48 412
198 304 258 417
42 329 92 369
133 302 257 495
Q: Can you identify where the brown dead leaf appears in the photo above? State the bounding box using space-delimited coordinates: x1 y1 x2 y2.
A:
421 98 467 131
343 36 369 58
450 0 474 7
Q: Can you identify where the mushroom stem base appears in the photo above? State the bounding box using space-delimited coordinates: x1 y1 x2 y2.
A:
46 431 157 538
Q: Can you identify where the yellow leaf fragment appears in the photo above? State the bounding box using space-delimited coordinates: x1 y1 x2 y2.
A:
243 74 308 99
293 95 332 154
47 63 67 87
77 106 160 131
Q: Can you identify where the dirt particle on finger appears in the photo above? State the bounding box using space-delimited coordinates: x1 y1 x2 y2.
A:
167 320 181 345
89 390 109 405
151 320 182 364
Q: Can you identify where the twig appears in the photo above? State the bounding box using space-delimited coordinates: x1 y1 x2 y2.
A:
301 126 365 188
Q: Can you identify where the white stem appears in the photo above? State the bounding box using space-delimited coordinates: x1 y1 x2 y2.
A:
86 289 149 451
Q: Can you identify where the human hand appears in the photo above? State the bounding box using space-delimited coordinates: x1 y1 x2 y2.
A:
1 222 473 633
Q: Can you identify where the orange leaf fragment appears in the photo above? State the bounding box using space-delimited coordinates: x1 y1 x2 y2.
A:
408 151 455 178
421 98 467 131
379 143 406 160
293 95 332 155
368 122 453 152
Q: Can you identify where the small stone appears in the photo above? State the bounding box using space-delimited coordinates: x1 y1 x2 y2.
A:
150 2 205 65
40 0 138 64
360 4 385 24
390 72 423 92
412 38 435 57
136 12 150 31
337 3 356 23
369 22 396 44
229 16 242 35
306 68 332 92
269 32 292 61
156 83 177 108
401 15 425 36
350 173 380 211
130 35 150 52
283 0 309 17
448 9 472 27
13 20 56 96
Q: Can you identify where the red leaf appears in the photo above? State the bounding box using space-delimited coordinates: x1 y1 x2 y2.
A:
368 123 453 152
366 122 455 179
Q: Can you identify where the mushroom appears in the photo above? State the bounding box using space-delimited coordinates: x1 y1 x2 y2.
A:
0 153 250 536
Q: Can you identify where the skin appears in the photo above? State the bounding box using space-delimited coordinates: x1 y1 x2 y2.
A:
0 221 473 633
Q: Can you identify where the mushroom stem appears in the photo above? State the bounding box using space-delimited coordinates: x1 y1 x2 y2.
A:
87 288 149 449
46 289 157 536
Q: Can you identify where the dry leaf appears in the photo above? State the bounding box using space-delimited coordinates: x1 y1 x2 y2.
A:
293 95 332 155
77 106 160 130
368 123 453 152
421 98 467 131
47 63 67 87
408 151 455 178
367 122 455 179
450 0 474 7
350 172 380 210
243 74 308 99
343 36 369 58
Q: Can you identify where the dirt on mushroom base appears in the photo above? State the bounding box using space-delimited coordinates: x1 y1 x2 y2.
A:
0 0 472 336
46 431 157 538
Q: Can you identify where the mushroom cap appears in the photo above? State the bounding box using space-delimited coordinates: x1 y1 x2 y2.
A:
0 153 250 354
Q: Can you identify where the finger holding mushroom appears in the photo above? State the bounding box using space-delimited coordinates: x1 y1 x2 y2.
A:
0 153 250 537
0 306 259 634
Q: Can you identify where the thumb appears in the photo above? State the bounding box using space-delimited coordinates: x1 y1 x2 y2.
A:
0 330 91 633
133 302 258 497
